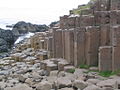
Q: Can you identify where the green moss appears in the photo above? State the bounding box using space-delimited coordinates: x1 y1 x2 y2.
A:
99 70 120 77
67 69 75 73
99 71 114 77
79 64 90 69
72 4 90 15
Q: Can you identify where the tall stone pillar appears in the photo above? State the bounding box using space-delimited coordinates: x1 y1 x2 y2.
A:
99 46 112 71
85 26 100 66
74 27 86 67
64 29 74 64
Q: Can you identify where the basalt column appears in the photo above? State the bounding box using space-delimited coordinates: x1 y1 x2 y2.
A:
74 28 86 67
99 46 112 71
85 26 100 66
111 26 120 71
53 29 63 58
64 29 74 64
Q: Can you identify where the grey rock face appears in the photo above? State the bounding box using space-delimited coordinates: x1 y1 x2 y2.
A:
12 21 48 35
0 28 16 53
0 29 15 46
0 38 8 52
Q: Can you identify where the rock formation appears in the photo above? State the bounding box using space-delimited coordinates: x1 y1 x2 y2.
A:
12 21 48 35
48 0 120 72
0 28 16 53
1 0 120 90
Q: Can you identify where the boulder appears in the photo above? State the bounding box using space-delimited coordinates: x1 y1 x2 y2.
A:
0 38 8 52
83 85 102 90
58 88 74 90
87 79 101 85
73 80 88 90
96 79 118 89
12 21 48 34
18 75 26 83
36 81 52 90
56 77 72 88
0 29 15 46
4 84 33 90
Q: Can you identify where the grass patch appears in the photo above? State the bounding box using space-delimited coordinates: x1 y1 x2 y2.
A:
99 71 114 77
67 69 75 73
99 70 120 77
72 4 90 15
79 64 90 69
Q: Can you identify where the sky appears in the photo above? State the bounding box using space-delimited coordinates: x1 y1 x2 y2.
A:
0 0 90 26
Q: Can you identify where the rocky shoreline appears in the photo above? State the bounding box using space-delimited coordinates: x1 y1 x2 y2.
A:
0 34 119 90
0 21 49 56
1 0 120 89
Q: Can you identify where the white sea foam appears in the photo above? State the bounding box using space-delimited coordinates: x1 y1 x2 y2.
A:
15 32 34 44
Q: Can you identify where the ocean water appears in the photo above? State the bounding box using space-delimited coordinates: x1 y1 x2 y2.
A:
15 32 34 44
0 19 16 30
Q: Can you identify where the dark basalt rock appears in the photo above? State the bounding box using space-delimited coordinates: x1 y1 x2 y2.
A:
0 28 16 53
12 21 48 35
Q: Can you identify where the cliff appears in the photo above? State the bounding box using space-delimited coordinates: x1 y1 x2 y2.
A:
51 0 120 72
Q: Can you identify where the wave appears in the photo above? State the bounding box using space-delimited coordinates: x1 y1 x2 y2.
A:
14 32 34 44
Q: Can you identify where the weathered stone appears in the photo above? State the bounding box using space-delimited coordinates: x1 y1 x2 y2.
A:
36 81 52 90
11 53 23 61
4 84 33 90
80 15 95 26
100 25 111 46
58 60 69 71
64 66 75 73
85 26 100 66
46 76 57 88
112 47 120 71
58 88 74 90
111 26 120 47
83 85 102 90
73 69 84 78
95 11 110 25
25 78 34 86
53 29 63 58
87 79 101 85
73 80 88 90
47 37 53 58
89 67 99 71
18 75 26 83
64 29 74 64
50 70 58 77
111 0 120 10
74 28 86 67
56 77 72 88
46 63 58 74
99 46 112 71
96 79 118 89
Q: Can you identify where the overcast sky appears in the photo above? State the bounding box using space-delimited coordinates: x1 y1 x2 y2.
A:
0 0 90 25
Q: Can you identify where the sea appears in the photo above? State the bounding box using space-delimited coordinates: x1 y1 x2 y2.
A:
0 19 34 44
